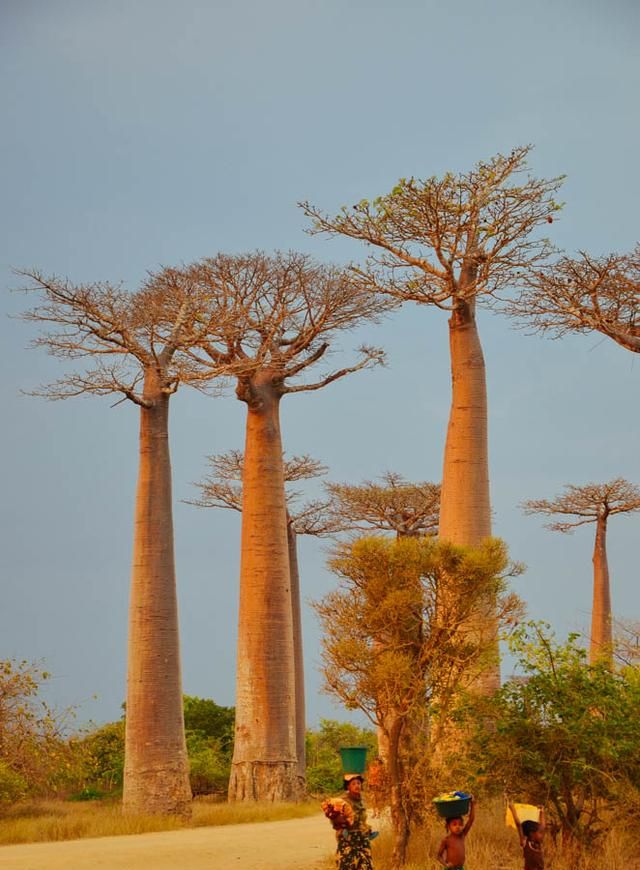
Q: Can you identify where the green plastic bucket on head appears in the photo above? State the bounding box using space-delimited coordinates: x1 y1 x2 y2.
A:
339 746 368 775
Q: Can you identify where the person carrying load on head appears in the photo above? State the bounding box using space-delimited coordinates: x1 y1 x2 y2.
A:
321 746 378 870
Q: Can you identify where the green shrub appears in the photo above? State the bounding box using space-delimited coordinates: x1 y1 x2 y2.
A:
305 719 377 795
186 733 231 795
67 787 107 802
0 762 28 803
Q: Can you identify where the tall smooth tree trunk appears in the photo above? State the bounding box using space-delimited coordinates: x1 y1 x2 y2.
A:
286 520 307 785
123 379 192 816
438 300 499 692
439 301 491 545
590 512 612 665
229 379 300 801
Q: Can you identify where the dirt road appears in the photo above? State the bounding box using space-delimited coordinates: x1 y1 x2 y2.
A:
0 815 336 870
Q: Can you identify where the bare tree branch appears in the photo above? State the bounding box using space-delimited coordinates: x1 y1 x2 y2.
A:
522 478 640 532
506 245 640 353
187 448 341 536
326 472 441 537
167 252 392 402
301 146 564 310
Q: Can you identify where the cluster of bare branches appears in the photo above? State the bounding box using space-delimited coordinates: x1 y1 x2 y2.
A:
325 472 440 537
302 146 564 310
508 246 640 353
17 267 236 405
152 252 390 402
522 478 640 532
189 449 341 537
613 618 640 667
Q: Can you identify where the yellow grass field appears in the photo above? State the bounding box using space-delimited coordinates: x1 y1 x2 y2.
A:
0 796 318 846
2 796 638 870
318 798 639 870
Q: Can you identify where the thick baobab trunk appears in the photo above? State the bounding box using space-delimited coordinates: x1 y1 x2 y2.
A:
439 300 491 545
286 520 307 785
438 300 499 693
229 379 300 801
590 512 612 665
123 384 192 816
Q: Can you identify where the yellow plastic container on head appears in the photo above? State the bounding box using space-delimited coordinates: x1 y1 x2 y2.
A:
506 803 539 829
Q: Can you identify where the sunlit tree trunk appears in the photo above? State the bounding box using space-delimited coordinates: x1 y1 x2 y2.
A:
439 300 491 545
590 511 612 665
287 518 307 784
123 370 192 816
438 299 499 693
229 377 300 801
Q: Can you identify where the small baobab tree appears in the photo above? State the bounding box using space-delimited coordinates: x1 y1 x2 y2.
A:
303 146 563 690
189 450 338 783
18 268 234 815
173 251 388 800
325 472 440 539
522 478 640 665
508 245 640 353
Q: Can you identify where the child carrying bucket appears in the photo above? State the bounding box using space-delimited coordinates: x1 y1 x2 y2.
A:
433 791 475 869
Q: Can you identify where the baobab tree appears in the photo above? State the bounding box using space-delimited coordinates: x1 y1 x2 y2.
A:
18 268 234 815
189 450 339 783
325 472 440 539
508 245 640 353
303 146 563 689
172 251 388 800
522 478 640 664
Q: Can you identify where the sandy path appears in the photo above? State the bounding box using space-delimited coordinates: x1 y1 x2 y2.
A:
0 815 336 870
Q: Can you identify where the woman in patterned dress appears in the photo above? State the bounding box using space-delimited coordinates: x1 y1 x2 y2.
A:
323 774 374 870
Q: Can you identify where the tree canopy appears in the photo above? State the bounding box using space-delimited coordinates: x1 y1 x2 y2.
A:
508 245 640 353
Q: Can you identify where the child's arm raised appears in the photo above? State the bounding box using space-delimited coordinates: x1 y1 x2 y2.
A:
462 796 476 834
509 802 525 847
537 805 546 835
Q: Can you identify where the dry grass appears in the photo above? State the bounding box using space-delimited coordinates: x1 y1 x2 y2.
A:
321 798 640 870
3 796 639 868
0 796 318 846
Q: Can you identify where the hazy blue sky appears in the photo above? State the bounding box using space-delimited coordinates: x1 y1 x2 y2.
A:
2 0 638 729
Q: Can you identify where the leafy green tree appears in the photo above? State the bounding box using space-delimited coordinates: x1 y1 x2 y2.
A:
79 720 126 793
304 719 377 795
459 623 640 841
0 660 77 800
183 696 235 757
0 763 28 803
77 696 235 797
186 732 232 796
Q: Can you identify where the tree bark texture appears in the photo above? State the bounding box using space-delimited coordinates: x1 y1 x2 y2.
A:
590 513 612 665
439 302 491 545
438 302 500 693
229 382 300 801
387 717 410 868
287 521 307 784
123 378 192 816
